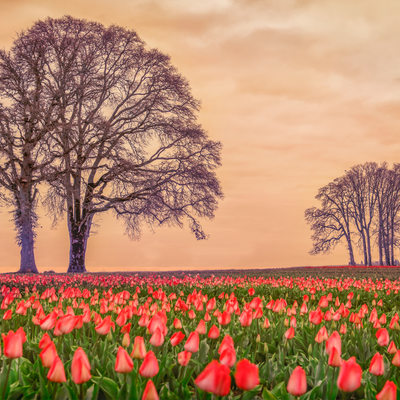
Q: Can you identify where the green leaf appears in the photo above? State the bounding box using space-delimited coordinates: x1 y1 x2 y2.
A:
262 387 278 400
271 381 290 400
92 376 118 399
199 340 210 364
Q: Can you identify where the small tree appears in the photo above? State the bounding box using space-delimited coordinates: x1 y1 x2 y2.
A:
20 16 222 272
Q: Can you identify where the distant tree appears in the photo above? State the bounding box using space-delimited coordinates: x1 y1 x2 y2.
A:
375 164 400 265
305 178 356 265
0 35 58 273
19 16 222 273
306 162 400 266
344 163 379 266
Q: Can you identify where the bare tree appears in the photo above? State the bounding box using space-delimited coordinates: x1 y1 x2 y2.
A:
19 16 222 272
306 162 400 266
0 34 58 273
344 163 380 266
375 164 400 265
305 178 356 265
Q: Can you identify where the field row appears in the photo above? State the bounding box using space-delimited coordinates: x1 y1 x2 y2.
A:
0 273 399 399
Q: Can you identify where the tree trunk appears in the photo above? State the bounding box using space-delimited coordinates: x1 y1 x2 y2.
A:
18 218 38 273
390 222 395 266
17 189 38 274
384 219 391 265
365 228 372 266
360 231 368 266
378 216 383 265
347 240 356 265
67 223 89 273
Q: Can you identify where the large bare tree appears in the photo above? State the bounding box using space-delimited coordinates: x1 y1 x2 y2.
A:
19 16 222 272
0 34 58 273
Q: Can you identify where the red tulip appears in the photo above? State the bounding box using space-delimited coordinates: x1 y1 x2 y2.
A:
376 328 390 347
39 333 52 350
148 313 168 336
47 356 67 383
71 347 91 384
208 325 220 339
328 346 342 367
284 327 295 340
3 310 12 320
178 350 192 366
184 331 199 353
122 332 130 348
196 319 206 335
239 310 253 327
40 341 58 368
121 322 132 334
54 314 77 336
2 330 24 359
392 350 400 367
326 331 341 356
235 359 259 390
387 341 397 354
337 357 362 392
219 346 236 368
369 352 384 376
115 346 134 373
142 380 159 400
376 381 397 400
194 360 231 396
173 318 182 329
40 312 57 330
15 327 26 344
131 336 147 359
95 315 114 335
287 366 307 396
170 331 185 346
309 309 323 325
218 311 231 326
218 335 234 354
149 327 164 347
139 351 159 378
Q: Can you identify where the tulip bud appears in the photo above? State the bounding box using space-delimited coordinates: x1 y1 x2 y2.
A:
287 366 307 396
235 359 259 391
376 381 397 400
71 347 91 384
47 356 67 383
139 351 159 378
337 357 362 392
142 380 159 400
115 346 134 373
369 352 384 376
194 361 231 396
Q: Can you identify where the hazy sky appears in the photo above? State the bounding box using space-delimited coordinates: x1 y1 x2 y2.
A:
1 0 400 272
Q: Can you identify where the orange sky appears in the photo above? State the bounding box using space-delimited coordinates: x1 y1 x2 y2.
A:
1 0 400 272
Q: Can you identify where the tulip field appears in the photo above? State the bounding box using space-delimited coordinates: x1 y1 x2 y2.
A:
0 271 399 399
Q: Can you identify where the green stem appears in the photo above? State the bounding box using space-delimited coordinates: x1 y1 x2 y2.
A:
1 358 12 400
51 382 57 400
79 383 84 400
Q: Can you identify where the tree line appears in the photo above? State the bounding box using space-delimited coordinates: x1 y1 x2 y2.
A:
0 16 222 273
305 162 400 266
